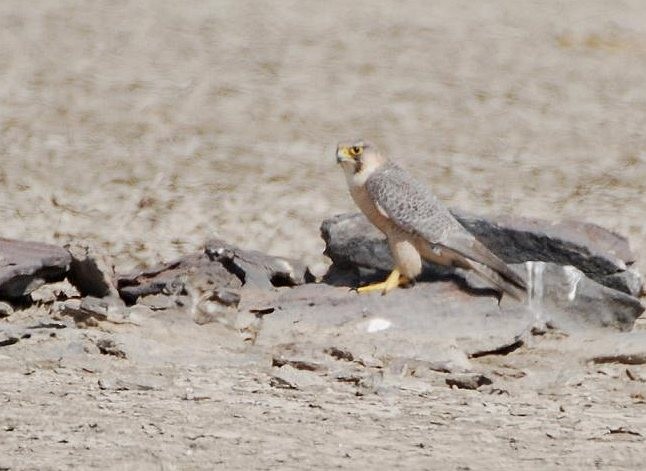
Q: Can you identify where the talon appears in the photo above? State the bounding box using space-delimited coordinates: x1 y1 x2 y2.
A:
357 269 409 295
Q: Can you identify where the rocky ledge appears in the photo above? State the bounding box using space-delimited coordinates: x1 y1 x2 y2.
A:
0 211 644 394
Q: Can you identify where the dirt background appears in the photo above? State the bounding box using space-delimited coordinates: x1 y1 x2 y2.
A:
1 1 646 469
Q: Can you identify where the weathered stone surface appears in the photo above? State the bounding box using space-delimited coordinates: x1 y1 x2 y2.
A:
0 239 72 299
0 330 20 347
95 338 127 359
54 296 128 327
524 262 644 332
318 242 643 334
251 283 531 370
117 239 310 304
445 373 493 390
204 238 312 288
321 212 643 296
270 364 327 390
65 241 120 299
117 251 240 305
584 333 646 365
0 301 14 318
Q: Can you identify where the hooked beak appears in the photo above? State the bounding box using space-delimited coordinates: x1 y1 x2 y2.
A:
336 146 353 164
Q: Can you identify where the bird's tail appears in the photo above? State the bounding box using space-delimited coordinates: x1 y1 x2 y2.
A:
467 260 527 303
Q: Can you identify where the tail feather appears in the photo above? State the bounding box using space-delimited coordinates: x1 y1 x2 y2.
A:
467 260 527 302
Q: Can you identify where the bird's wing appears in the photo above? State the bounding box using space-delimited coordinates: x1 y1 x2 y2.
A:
365 163 526 289
364 163 467 244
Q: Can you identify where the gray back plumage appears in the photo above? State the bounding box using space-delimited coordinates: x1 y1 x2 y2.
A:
364 162 464 243
365 161 526 291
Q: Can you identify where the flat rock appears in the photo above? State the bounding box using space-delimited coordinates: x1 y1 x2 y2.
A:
270 364 327 390
54 296 128 327
0 239 72 299
250 283 532 371
584 332 646 365
321 212 643 296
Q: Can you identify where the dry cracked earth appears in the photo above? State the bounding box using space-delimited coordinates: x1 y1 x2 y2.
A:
1 1 646 470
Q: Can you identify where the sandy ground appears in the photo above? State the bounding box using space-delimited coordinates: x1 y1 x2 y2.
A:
1 0 646 469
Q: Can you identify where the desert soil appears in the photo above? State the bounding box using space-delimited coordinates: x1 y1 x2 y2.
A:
1 1 646 469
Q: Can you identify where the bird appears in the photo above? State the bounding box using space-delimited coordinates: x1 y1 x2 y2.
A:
335 139 527 301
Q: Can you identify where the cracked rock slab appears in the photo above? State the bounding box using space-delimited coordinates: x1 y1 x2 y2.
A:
249 283 533 372
65 241 120 299
0 239 72 299
321 212 643 296
117 239 310 305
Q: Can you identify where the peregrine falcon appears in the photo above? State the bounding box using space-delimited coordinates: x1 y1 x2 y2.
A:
336 139 527 301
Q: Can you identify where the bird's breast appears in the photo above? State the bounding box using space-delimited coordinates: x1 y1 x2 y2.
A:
349 185 394 235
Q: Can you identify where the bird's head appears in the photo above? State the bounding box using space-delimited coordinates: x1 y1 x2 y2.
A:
336 140 383 175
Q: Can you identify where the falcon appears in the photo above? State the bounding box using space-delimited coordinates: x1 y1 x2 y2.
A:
336 139 526 301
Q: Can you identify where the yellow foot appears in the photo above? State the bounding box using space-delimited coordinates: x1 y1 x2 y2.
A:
357 269 409 295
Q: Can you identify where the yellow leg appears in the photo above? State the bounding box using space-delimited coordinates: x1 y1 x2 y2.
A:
356 269 409 295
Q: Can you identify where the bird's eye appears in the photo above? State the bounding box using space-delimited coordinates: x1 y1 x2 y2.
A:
350 146 362 156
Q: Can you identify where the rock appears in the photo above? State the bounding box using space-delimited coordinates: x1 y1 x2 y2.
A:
65 241 120 298
0 239 71 299
269 365 326 390
321 214 643 332
211 289 241 307
30 280 79 304
321 214 393 272
137 293 181 311
117 239 311 304
116 249 241 305
585 332 646 365
599 269 644 299
204 238 312 288
95 338 127 359
453 211 635 270
0 301 13 318
98 377 156 391
0 330 19 347
625 368 646 382
321 212 642 296
252 283 530 371
524 262 644 332
189 287 243 327
54 296 128 327
445 373 493 390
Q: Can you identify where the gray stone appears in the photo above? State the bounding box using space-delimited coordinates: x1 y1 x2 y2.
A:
599 269 644 298
270 365 327 390
524 262 644 332
137 293 180 311
0 239 71 299
445 373 493 390
322 213 643 332
252 283 530 371
65 241 120 299
204 238 312 288
117 239 310 304
54 296 128 327
95 338 127 359
584 333 646 365
0 330 19 347
0 301 13 318
321 212 642 296
97 377 156 391
117 251 240 304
